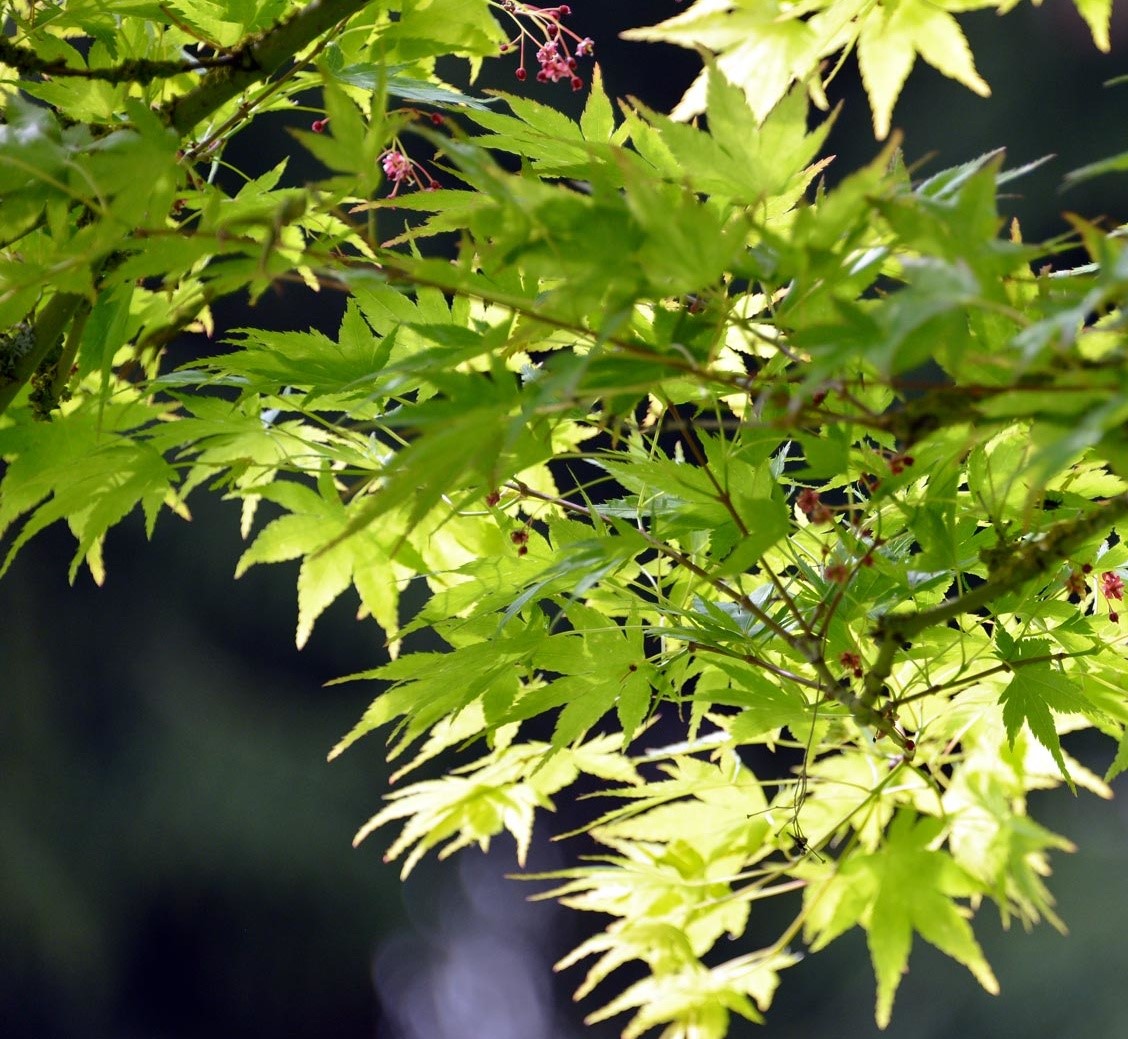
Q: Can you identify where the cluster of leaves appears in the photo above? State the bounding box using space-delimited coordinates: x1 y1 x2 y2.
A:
1 0 1127 1034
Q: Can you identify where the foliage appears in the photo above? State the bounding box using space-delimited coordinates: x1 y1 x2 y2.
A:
1 0 1127 1032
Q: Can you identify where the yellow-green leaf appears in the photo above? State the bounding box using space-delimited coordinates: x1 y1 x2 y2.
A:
999 666 1093 791
580 63 615 142
1071 0 1112 51
621 1 827 123
858 0 989 139
805 812 997 1028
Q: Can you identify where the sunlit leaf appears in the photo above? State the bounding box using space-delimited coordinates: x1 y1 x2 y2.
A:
806 812 998 1028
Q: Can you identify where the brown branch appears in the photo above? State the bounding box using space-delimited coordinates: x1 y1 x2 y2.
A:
0 37 239 84
862 492 1128 707
888 646 1101 710
0 0 378 422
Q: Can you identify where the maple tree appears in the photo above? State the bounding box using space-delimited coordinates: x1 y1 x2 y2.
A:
2 0 1127 1034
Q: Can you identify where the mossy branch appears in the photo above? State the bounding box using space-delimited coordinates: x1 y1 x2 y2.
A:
0 293 84 417
863 493 1128 703
0 37 240 83
162 0 375 135
0 0 376 421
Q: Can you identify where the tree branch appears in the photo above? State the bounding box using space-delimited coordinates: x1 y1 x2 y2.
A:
162 0 375 135
863 493 1128 704
0 0 377 421
0 293 85 417
0 37 239 84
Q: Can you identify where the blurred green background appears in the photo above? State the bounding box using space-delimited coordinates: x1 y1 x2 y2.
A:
4 2 1128 1036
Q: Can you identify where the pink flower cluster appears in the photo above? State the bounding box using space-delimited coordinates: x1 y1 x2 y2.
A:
534 38 578 85
1101 570 1124 601
382 150 410 181
308 110 445 197
1102 570 1123 622
494 2 593 91
378 147 440 197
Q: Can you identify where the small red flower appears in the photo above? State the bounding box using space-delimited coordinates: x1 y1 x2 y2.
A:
797 488 821 517
797 488 834 525
825 562 849 584
1101 571 1124 601
888 453 915 476
1065 568 1087 598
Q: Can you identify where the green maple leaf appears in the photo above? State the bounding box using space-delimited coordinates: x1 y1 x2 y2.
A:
624 0 993 142
621 0 832 123
857 0 990 139
0 398 178 583
945 769 1074 931
354 735 636 876
584 951 800 1039
1071 0 1112 51
515 602 652 749
999 665 1093 792
235 479 420 649
353 740 560 876
619 73 834 218
1106 726 1128 783
328 622 545 761
806 812 997 1029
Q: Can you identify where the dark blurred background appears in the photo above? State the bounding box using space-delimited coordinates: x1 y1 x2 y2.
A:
4 2 1128 1036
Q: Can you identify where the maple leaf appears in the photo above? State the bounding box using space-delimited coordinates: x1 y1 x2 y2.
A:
235 479 414 649
1070 0 1112 51
857 0 990 139
999 665 1094 792
623 0 995 141
620 0 838 123
805 811 998 1028
583 950 800 1039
